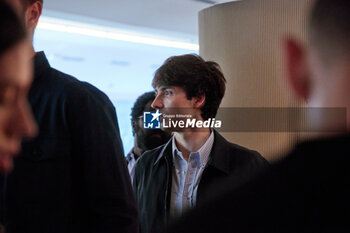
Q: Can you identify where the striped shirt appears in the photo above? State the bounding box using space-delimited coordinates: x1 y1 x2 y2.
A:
170 131 214 218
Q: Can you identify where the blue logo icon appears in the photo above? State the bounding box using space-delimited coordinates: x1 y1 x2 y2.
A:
143 110 162 129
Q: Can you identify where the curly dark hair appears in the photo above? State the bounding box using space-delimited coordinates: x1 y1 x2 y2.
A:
152 54 226 120
0 1 27 55
131 91 156 123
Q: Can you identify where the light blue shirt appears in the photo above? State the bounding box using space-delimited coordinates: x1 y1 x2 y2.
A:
126 151 140 183
126 151 137 175
170 131 214 218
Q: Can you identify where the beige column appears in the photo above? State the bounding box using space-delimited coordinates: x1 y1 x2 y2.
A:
199 0 315 161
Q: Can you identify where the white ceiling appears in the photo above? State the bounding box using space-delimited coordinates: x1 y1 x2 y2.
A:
36 0 238 153
42 0 237 37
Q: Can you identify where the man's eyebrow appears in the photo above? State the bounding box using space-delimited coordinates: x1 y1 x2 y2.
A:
155 86 171 95
159 86 171 91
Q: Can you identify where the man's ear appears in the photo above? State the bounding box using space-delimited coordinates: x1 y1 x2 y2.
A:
193 94 206 109
284 38 311 101
24 1 42 31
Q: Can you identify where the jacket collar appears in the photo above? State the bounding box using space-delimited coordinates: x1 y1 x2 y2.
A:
153 130 231 175
154 139 173 166
206 130 231 175
34 51 50 80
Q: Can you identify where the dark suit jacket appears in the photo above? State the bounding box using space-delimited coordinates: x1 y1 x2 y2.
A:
165 134 350 233
0 52 138 233
133 130 268 233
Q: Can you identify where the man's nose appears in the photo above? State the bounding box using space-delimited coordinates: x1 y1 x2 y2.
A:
151 94 163 109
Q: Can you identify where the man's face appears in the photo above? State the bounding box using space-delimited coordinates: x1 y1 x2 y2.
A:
152 85 201 131
152 86 195 111
134 100 171 152
0 41 37 172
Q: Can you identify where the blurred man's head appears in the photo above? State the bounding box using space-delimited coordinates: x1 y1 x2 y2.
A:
0 1 37 172
284 0 350 131
152 54 226 121
131 92 171 156
6 0 43 42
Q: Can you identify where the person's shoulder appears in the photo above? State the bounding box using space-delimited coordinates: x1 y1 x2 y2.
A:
52 70 114 109
248 134 350 181
292 134 350 156
45 67 79 88
133 143 169 183
136 143 168 168
228 141 261 158
44 67 110 103
281 134 350 174
214 131 266 163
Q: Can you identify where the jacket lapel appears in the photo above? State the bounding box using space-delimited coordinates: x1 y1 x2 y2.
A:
206 130 231 175
152 139 173 219
196 131 232 203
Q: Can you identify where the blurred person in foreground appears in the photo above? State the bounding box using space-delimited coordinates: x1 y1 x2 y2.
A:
0 1 37 173
0 0 138 232
133 54 268 233
127 91 171 175
165 0 350 232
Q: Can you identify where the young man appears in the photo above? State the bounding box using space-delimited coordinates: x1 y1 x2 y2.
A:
133 54 268 233
0 1 138 232
127 91 171 174
165 0 350 232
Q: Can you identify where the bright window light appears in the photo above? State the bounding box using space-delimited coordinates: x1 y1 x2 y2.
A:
37 18 199 51
35 16 198 154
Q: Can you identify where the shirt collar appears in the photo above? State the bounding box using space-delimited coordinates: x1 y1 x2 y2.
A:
126 150 135 163
153 139 172 165
171 131 214 168
34 51 50 80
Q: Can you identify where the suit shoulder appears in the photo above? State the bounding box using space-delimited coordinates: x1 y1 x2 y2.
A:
45 67 111 103
228 141 263 160
133 145 166 184
50 71 114 110
223 140 269 169
136 144 166 168
46 67 80 87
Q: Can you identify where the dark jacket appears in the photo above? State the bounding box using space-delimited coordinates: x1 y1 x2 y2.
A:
0 52 138 233
165 134 350 233
133 130 268 233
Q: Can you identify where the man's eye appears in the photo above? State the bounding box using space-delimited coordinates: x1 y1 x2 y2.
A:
164 90 172 96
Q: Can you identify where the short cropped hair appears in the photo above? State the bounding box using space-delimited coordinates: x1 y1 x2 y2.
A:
309 0 350 64
20 0 43 8
131 92 156 122
0 1 26 54
152 54 226 120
